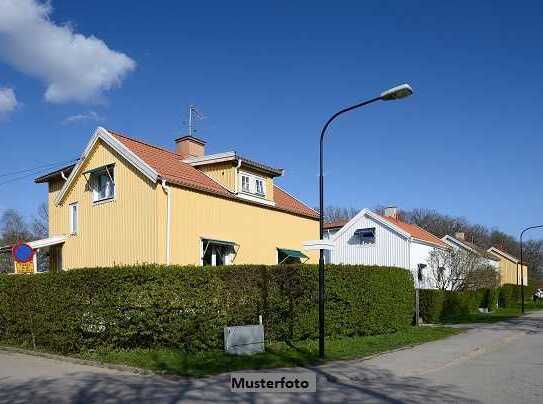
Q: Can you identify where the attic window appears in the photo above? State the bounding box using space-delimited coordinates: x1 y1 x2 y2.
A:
354 228 375 244
84 164 115 203
239 171 266 197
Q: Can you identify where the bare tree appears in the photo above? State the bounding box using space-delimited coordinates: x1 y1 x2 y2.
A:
31 202 48 240
427 248 496 291
318 206 360 222
0 209 32 245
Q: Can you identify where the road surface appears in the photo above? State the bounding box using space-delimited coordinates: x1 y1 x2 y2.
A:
1 311 542 403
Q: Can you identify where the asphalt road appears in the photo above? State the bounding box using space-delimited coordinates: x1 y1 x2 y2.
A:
1 311 542 403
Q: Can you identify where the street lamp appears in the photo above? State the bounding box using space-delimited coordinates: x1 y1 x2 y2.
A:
318 83 413 359
519 225 543 313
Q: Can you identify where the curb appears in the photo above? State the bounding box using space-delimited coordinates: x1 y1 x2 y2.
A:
0 345 160 377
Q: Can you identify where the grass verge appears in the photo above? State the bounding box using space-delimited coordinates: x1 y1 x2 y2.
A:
79 326 459 378
443 302 543 324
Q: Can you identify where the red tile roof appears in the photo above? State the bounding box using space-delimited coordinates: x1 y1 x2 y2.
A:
323 219 349 230
108 130 318 219
380 215 448 248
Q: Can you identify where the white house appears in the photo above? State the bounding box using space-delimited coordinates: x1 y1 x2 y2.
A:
324 207 449 289
441 233 500 270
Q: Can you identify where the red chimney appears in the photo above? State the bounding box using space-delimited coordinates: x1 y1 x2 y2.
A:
175 135 206 159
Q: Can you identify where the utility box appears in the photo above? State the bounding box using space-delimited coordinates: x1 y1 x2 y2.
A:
224 324 265 355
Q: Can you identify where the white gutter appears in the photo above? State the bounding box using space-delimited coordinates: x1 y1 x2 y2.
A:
161 180 171 265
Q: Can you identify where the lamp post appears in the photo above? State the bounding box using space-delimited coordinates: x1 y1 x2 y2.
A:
519 225 543 313
318 83 413 359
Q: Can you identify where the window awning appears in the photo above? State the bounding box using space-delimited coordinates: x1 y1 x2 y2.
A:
277 248 308 259
82 164 115 176
28 235 67 249
202 238 239 248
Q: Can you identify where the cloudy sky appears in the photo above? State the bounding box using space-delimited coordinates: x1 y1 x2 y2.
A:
1 0 542 238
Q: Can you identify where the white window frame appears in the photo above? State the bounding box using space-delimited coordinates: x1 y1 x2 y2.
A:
91 165 115 204
69 202 79 235
238 171 266 197
241 174 250 193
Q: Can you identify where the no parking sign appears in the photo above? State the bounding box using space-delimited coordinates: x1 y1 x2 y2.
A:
12 243 35 274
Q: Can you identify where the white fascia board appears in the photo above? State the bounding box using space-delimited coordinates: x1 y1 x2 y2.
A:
55 127 159 205
330 208 411 243
411 237 449 250
441 235 480 256
28 235 68 249
236 192 276 206
487 247 519 263
183 152 236 165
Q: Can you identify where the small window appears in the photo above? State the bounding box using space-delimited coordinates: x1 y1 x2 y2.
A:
417 263 427 282
241 175 250 192
91 166 115 203
354 227 375 244
255 179 264 195
69 203 78 234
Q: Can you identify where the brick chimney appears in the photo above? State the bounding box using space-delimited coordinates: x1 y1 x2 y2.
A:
384 206 399 220
175 135 206 159
455 232 465 240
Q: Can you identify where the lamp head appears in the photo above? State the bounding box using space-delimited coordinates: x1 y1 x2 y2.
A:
380 83 413 101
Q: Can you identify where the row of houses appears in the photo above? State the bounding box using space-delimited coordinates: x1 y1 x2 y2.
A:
13 126 526 289
323 207 527 288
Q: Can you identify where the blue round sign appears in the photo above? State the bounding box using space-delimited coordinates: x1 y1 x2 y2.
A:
12 243 34 263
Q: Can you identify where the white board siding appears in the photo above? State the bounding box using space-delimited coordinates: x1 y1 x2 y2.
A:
329 214 409 268
410 241 438 289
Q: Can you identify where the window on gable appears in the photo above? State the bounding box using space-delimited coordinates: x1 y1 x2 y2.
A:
69 203 78 234
354 228 375 244
90 165 115 203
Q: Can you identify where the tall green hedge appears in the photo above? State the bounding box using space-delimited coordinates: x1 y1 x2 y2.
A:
419 290 444 323
0 264 414 354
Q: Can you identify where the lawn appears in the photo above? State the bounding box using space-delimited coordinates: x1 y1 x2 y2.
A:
79 326 460 378
442 302 543 324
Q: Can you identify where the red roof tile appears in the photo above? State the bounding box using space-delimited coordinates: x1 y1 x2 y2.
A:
380 215 448 248
108 130 318 219
323 219 349 230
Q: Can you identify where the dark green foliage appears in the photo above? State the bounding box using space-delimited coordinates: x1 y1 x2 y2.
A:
481 288 498 311
419 290 444 323
499 285 515 308
440 291 473 322
0 264 414 354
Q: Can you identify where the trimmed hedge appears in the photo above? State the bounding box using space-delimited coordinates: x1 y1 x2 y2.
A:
419 290 444 323
0 264 414 354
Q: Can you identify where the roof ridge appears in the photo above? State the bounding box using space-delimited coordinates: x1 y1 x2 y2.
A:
107 128 185 159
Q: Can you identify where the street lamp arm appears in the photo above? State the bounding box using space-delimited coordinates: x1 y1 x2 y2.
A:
519 224 543 313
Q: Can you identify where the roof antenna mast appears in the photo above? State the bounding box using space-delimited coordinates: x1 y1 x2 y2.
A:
186 105 206 137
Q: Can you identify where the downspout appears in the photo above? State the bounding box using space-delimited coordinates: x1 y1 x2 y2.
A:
234 158 242 193
61 171 68 181
161 179 171 265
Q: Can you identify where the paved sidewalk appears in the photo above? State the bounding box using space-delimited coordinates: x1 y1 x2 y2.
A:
1 311 542 403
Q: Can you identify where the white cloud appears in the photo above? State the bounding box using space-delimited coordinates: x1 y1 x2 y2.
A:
62 110 104 125
0 0 136 104
0 87 17 116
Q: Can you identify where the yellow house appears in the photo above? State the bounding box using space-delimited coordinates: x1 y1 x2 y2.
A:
35 127 319 270
487 246 528 286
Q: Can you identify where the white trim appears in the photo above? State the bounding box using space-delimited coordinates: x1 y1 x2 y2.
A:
161 180 171 265
441 235 480 255
236 192 276 206
56 127 159 205
183 151 236 165
331 208 411 243
487 246 519 263
28 235 67 249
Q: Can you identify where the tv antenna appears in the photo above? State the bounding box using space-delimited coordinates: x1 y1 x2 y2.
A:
184 105 206 136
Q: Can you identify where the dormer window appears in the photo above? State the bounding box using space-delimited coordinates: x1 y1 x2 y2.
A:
239 171 266 197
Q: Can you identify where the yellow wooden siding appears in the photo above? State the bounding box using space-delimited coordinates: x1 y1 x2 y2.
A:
491 253 528 286
199 162 236 192
169 185 318 265
51 139 166 269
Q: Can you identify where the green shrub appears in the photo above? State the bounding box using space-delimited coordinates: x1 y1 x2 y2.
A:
499 285 515 308
419 289 444 323
0 264 414 354
481 288 498 311
440 291 472 321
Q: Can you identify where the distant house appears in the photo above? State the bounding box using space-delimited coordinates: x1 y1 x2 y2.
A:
487 246 528 286
441 233 500 271
323 207 448 289
33 127 319 270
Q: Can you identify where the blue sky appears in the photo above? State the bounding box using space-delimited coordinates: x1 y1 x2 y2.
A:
0 0 542 239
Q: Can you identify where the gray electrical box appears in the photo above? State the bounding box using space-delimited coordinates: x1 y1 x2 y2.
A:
224 324 265 355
